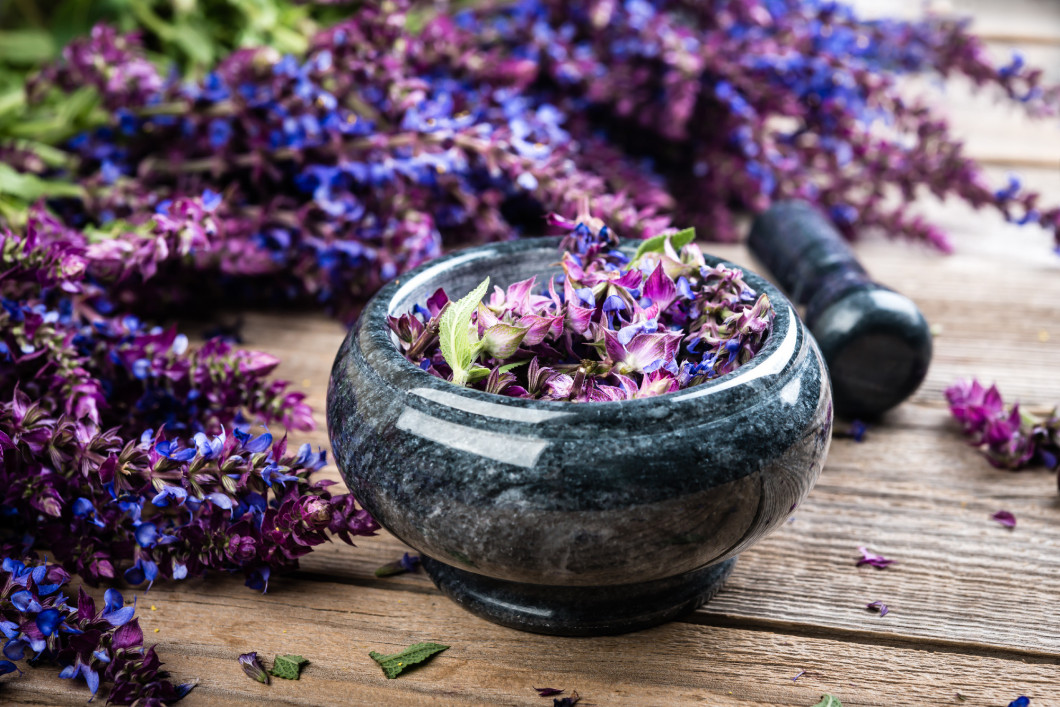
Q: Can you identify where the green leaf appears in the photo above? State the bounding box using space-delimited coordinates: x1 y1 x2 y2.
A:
269 654 309 681
464 365 492 384
0 163 83 201
0 31 57 64
438 277 489 387
811 695 842 707
498 359 530 373
632 226 696 262
670 226 697 250
369 643 448 679
58 87 100 124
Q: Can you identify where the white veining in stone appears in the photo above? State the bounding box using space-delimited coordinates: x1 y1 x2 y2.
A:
410 387 572 424
395 406 549 468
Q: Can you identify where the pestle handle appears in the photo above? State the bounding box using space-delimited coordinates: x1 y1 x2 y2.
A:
748 200 933 419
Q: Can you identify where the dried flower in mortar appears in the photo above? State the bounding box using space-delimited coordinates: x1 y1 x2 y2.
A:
389 206 774 402
946 379 1060 475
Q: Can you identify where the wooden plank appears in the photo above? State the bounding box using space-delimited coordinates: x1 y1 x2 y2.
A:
848 0 1060 42
3 574 1056 706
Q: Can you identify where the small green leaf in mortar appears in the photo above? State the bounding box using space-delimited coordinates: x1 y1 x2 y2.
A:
369 642 449 679
632 226 696 262
811 695 842 707
270 654 309 680
438 277 489 386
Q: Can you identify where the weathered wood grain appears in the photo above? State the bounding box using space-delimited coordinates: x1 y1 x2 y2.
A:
4 573 1057 706
850 0 1060 42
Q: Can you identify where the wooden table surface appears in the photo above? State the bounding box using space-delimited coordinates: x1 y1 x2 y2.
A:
10 1 1060 705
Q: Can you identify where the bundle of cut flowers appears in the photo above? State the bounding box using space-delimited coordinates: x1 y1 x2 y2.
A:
391 203 773 400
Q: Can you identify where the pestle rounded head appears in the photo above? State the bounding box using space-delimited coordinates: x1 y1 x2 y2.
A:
808 287 932 419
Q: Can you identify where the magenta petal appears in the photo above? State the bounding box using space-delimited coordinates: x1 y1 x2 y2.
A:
565 304 594 335
602 329 628 364
425 288 449 316
613 268 643 289
517 314 564 346
991 510 1016 528
643 263 678 311
476 303 502 334
856 546 894 569
625 332 680 373
504 276 537 315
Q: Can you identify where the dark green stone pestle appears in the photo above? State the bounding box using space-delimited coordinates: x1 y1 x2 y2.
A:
748 200 932 419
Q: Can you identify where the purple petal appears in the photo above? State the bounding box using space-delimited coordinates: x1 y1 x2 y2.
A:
856 546 894 569
112 620 144 650
643 263 678 310
602 329 628 364
625 332 680 373
991 510 1017 528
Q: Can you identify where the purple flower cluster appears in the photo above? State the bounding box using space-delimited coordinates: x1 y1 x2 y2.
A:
945 379 1060 473
4 0 1054 335
0 205 378 590
0 556 194 704
15 3 671 322
443 0 1060 250
390 206 774 402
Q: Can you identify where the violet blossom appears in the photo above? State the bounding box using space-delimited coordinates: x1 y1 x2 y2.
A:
945 379 1060 474
0 556 195 704
0 207 378 589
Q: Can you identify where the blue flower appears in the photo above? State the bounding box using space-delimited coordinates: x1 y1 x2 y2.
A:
193 431 225 459
101 588 136 625
245 566 270 593
156 440 195 462
10 590 41 613
209 119 232 148
3 638 26 661
122 559 159 590
261 464 299 487
202 189 222 212
0 621 18 639
0 660 21 676
35 608 62 637
152 485 188 507
135 522 158 548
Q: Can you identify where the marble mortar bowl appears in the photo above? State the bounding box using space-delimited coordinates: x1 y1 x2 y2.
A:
327 237 833 636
